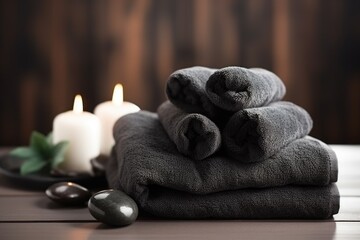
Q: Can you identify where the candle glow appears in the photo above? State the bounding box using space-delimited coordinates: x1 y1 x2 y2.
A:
73 95 83 113
112 84 123 106
53 94 101 173
94 83 140 156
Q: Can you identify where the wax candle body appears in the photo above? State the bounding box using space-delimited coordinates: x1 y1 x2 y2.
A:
94 101 140 156
53 110 101 174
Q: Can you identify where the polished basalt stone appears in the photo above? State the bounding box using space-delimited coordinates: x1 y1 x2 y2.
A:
88 189 138 226
45 182 92 206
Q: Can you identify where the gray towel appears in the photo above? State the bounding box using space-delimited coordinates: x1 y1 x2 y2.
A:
223 101 313 163
138 184 339 219
206 67 286 111
157 101 221 160
107 111 338 219
166 66 230 124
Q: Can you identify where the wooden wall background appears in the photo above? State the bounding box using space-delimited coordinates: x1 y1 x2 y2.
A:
0 0 359 145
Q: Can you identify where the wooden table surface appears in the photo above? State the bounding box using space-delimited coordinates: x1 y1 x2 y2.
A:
0 145 359 240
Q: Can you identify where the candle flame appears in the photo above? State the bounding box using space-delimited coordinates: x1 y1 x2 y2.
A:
112 84 123 105
73 95 83 113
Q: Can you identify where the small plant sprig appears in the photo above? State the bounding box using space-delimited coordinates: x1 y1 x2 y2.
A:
10 131 69 175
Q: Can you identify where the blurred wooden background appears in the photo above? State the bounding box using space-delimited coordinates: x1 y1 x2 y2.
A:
0 0 359 145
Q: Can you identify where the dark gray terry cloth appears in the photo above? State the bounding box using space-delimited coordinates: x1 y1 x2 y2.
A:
166 66 231 124
107 111 339 219
138 184 339 219
206 67 286 111
108 111 337 193
223 101 313 163
157 101 221 160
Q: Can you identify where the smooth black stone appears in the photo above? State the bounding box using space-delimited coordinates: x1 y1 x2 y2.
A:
45 182 91 206
88 189 138 227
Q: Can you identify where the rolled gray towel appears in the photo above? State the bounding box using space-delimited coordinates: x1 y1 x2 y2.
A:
206 67 286 111
223 101 313 163
166 66 230 124
157 101 221 160
107 111 338 219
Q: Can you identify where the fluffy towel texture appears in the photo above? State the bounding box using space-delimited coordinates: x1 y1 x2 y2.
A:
107 111 339 219
206 67 286 111
166 66 230 124
223 101 313 163
137 184 339 219
157 101 221 160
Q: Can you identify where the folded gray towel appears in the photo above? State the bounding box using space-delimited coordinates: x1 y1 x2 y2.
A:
157 101 221 160
223 101 313 163
107 111 338 219
206 67 286 111
138 184 339 219
166 66 230 124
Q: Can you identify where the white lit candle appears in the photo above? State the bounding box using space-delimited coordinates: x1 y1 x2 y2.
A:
94 84 140 156
53 95 101 174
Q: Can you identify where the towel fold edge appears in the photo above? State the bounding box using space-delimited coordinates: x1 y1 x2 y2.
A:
329 148 339 183
331 184 340 216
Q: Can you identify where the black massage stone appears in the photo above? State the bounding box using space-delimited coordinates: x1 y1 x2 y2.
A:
88 189 138 227
45 182 91 206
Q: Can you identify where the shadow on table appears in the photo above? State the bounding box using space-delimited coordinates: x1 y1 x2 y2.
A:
34 197 88 209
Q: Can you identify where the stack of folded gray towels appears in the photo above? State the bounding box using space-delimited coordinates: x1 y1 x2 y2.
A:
106 66 340 219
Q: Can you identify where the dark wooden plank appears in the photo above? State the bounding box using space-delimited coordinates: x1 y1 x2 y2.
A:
1 221 360 240
1 0 360 146
0 196 93 222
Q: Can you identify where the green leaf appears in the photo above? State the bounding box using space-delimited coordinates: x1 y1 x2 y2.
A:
51 141 69 168
10 147 38 159
30 131 51 157
46 132 53 145
20 158 48 175
15 131 70 175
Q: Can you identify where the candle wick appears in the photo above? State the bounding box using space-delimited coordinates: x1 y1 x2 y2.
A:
112 84 123 105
